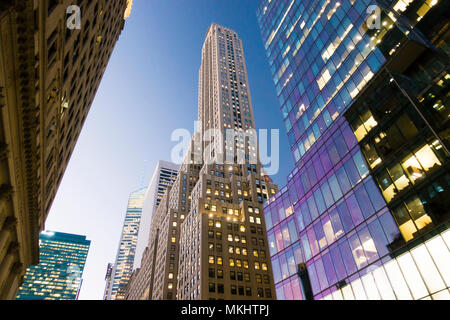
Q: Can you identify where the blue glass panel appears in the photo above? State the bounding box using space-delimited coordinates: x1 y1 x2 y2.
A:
337 200 354 232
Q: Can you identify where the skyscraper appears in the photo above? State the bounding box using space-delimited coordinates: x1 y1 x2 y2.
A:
0 0 132 298
257 0 449 300
105 187 146 300
126 24 279 300
176 24 279 300
15 231 90 300
134 161 179 270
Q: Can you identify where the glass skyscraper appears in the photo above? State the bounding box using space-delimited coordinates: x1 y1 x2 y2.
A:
257 0 449 300
105 187 147 300
16 231 90 300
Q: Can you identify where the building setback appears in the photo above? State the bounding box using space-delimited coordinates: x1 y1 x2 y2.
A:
16 231 90 300
127 24 279 300
0 0 132 298
257 0 449 300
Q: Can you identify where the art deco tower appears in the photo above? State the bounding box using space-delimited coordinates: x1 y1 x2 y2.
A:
126 24 278 301
176 24 278 300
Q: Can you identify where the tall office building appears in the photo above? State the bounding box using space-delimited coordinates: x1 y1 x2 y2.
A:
0 0 132 298
126 140 202 300
15 231 90 300
176 24 279 300
126 24 279 300
105 187 146 300
133 161 179 270
257 0 449 300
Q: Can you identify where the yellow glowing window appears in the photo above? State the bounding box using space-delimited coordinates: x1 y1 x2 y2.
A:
209 256 215 264
229 246 234 254
415 144 441 172
254 262 260 270
253 250 259 257
402 154 424 183
240 225 246 232
229 259 235 267
217 257 223 265
215 221 221 228
262 263 268 271
285 206 294 217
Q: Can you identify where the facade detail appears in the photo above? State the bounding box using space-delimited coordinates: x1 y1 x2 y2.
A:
0 0 130 298
257 0 449 300
16 231 90 300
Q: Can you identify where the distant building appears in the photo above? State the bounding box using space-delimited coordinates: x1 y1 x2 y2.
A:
134 161 179 270
102 263 114 300
15 231 90 300
0 0 132 298
104 187 147 300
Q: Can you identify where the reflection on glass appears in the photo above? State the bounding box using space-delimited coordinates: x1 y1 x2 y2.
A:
377 170 397 202
402 153 424 183
405 196 433 231
393 205 417 242
388 163 410 192
363 142 382 168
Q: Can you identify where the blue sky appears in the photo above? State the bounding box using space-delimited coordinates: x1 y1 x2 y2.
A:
45 0 292 300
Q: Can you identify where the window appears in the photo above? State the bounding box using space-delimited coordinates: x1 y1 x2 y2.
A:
231 285 237 295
